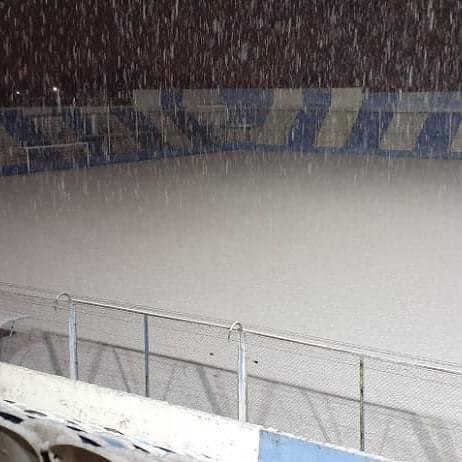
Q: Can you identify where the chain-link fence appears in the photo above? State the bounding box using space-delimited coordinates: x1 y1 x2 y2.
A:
1 282 462 461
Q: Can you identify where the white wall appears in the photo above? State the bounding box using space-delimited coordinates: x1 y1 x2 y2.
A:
0 363 260 462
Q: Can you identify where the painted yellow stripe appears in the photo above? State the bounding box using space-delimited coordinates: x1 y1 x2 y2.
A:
182 89 222 109
450 121 462 152
380 113 428 150
315 88 363 148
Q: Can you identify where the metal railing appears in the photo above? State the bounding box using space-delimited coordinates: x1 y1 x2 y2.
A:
1 282 462 460
68 294 247 418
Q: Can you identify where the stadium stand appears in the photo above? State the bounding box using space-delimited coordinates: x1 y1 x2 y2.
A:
0 89 461 176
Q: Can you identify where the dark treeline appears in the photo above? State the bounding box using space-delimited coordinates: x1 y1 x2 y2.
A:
1 0 461 104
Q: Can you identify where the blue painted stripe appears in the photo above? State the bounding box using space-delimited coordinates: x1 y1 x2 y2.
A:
416 113 451 155
259 431 383 462
2 110 44 146
347 110 380 150
112 106 162 152
290 108 329 150
360 92 399 111
303 89 331 109
348 94 396 150
161 90 207 149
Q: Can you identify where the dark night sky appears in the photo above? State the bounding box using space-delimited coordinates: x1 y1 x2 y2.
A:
1 0 461 103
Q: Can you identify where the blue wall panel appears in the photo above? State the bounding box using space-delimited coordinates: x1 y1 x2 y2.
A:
416 113 451 156
259 431 382 462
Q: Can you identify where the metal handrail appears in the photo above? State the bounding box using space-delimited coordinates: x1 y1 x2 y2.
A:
1 279 461 377
72 297 233 331
244 328 462 377
70 296 462 377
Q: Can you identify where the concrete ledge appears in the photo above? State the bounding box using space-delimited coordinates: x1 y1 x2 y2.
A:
0 363 391 462
0 363 260 462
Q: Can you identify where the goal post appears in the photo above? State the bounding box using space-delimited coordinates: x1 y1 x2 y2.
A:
24 142 91 173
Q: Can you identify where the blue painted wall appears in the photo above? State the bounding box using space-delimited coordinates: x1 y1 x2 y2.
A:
259 431 383 462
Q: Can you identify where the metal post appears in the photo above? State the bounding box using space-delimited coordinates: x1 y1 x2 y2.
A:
69 303 79 380
359 356 365 451
144 314 150 398
228 321 248 422
135 110 140 151
133 90 139 151
85 142 91 167
9 320 16 337
25 149 31 174
106 104 111 159
238 327 248 422
56 90 62 115
55 293 79 380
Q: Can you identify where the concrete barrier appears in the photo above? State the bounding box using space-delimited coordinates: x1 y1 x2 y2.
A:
0 363 260 462
0 363 389 461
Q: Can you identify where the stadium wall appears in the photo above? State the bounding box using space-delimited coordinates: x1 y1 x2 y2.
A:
1 88 462 176
0 363 388 461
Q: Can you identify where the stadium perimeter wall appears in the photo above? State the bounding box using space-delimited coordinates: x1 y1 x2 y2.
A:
0 362 387 462
0 88 462 175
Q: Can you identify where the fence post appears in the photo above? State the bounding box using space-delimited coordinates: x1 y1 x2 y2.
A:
55 293 79 380
85 142 91 168
359 356 365 451
228 321 248 422
144 314 150 398
69 302 79 380
106 104 111 159
133 90 140 151
25 149 31 174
